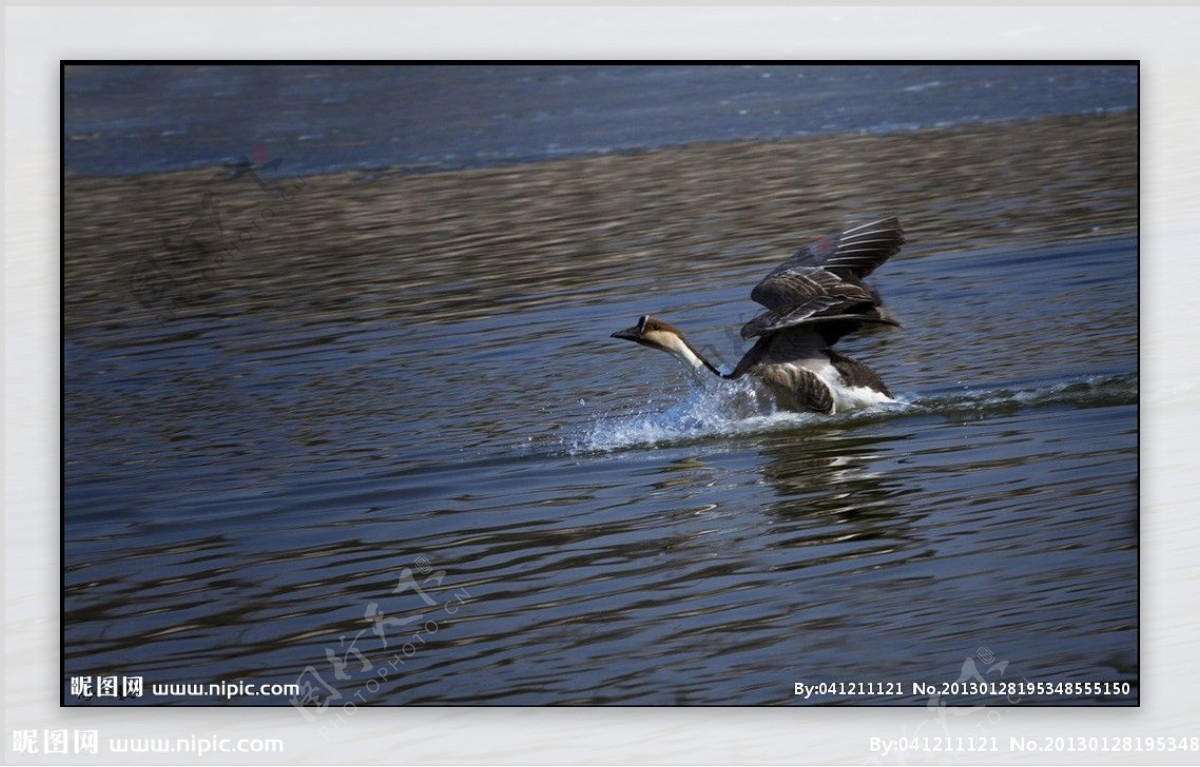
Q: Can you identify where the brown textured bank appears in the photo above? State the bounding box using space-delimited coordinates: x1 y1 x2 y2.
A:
65 112 1135 333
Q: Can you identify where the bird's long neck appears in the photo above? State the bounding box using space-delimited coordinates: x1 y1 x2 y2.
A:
659 328 723 377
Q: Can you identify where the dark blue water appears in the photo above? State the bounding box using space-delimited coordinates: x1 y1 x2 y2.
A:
64 64 1137 177
63 65 1137 708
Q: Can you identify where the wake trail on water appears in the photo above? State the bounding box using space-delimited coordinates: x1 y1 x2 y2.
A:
567 372 1137 454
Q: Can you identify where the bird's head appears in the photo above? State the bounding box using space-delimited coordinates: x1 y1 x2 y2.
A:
611 315 681 349
611 315 720 375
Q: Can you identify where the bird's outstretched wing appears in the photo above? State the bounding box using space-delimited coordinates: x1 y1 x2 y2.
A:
740 217 903 341
761 216 905 281
741 268 879 339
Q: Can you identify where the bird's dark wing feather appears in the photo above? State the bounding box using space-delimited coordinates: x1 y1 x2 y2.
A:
741 217 904 340
742 267 878 339
761 216 905 281
828 349 892 397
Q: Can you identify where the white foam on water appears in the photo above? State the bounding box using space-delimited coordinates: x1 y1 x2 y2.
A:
566 372 1136 455
569 377 905 454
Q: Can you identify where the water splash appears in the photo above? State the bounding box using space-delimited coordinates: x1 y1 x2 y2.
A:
569 377 892 454
569 372 1136 454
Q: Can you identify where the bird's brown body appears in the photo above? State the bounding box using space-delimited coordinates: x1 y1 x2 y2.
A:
611 217 905 414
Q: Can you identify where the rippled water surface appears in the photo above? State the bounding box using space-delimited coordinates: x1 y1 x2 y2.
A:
64 66 1137 707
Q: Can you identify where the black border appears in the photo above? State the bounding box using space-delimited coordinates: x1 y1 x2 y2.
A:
60 60 1141 709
